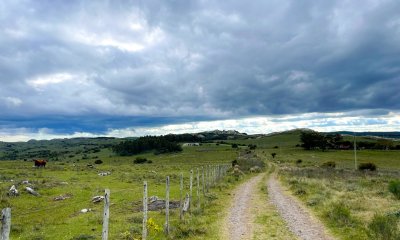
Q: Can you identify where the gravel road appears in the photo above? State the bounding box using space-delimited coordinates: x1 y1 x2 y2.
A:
225 175 263 240
267 176 335 240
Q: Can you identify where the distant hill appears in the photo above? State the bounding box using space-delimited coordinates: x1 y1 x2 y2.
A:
330 131 400 139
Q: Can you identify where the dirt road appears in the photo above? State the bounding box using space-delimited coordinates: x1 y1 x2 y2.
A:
267 176 335 240
223 173 335 240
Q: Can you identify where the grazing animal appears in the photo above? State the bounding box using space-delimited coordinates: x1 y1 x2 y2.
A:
34 159 47 167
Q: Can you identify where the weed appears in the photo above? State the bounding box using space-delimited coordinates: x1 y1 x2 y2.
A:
321 161 336 169
367 213 400 240
388 180 400 199
358 162 377 171
325 202 354 227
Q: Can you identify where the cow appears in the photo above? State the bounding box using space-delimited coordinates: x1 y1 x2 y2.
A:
33 159 47 168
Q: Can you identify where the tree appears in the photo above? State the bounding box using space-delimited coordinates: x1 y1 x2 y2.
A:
300 131 327 150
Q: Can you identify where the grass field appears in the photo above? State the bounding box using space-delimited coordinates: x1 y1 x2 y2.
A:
0 143 246 240
1 130 400 239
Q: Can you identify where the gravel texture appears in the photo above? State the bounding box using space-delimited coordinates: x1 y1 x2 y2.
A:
267 176 335 240
226 175 263 240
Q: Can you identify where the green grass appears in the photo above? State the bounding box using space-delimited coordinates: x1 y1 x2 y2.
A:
0 143 242 239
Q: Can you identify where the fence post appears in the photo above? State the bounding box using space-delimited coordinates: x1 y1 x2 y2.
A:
205 166 209 193
165 176 170 235
197 168 200 209
202 166 205 196
142 181 148 240
189 169 193 214
102 189 110 240
1 208 11 240
180 173 183 220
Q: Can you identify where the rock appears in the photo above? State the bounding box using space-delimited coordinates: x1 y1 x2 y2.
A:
250 166 261 173
26 186 40 196
98 171 111 176
80 208 92 213
92 195 104 203
54 194 72 201
8 185 19 196
21 180 30 184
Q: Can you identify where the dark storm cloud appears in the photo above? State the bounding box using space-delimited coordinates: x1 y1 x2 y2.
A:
1 0 400 133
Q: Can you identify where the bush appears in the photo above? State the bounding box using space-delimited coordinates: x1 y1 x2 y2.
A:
368 213 400 240
388 180 400 199
271 153 277 158
94 159 103 164
358 162 377 171
231 144 238 148
231 159 238 167
326 202 353 227
134 157 148 164
296 159 302 164
321 161 336 169
248 144 257 150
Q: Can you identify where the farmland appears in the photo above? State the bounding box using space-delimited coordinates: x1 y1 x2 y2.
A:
1 129 400 239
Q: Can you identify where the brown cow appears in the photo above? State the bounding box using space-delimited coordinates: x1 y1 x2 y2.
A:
33 159 47 167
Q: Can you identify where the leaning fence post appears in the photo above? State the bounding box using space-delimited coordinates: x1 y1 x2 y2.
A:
165 176 170 235
142 181 148 240
102 189 110 240
179 173 183 220
1 208 11 240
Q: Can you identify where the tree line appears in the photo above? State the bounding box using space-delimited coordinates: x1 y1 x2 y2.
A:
300 131 400 150
112 135 183 156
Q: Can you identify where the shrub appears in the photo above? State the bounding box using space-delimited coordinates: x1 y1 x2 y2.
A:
368 213 400 240
94 159 103 164
147 160 153 164
273 146 279 149
358 162 377 171
321 161 336 169
248 144 257 150
326 202 353 227
296 159 302 164
134 157 148 164
271 153 277 158
231 159 238 167
231 144 238 148
388 180 400 199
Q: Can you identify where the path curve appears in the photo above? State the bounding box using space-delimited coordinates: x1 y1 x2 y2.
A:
267 176 335 240
224 174 263 240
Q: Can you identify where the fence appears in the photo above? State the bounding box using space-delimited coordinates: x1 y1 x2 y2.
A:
1 164 230 240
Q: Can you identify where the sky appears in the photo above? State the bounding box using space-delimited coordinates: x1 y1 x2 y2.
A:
1 0 400 141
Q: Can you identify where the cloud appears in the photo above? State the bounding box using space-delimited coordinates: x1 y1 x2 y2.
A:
1 110 399 142
0 0 399 136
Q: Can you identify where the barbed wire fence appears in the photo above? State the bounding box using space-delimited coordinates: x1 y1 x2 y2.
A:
0 164 231 240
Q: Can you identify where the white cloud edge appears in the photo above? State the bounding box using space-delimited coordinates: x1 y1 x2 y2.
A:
1 111 400 142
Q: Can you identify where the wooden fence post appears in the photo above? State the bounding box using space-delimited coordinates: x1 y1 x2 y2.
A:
1 208 11 240
142 181 148 240
202 166 205 196
102 189 110 240
189 169 193 213
180 173 183 220
165 176 170 235
206 166 209 193
197 168 200 209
